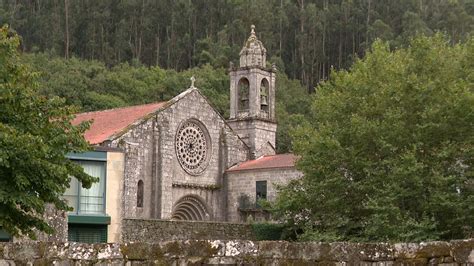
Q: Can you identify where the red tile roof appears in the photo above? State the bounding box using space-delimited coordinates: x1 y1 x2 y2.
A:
72 102 167 144
227 154 298 172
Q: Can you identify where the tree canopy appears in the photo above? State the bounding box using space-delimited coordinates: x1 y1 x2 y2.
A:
273 35 474 242
1 0 473 89
0 26 95 238
19 52 310 153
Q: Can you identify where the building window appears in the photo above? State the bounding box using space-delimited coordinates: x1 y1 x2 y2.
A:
238 78 250 110
137 180 144 207
0 228 11 242
63 160 106 215
260 78 269 112
68 224 107 243
256 180 267 207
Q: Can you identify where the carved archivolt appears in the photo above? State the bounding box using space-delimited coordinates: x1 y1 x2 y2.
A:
171 195 210 221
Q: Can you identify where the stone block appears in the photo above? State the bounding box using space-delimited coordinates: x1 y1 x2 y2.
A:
356 243 394 262
443 256 454 263
121 243 163 261
450 239 474 263
208 240 225 256
393 243 420 259
43 242 69 260
181 241 220 258
6 243 41 260
161 241 185 258
328 242 359 262
417 241 451 258
294 242 331 261
96 243 123 260
224 240 258 257
67 242 97 261
93 260 124 266
258 241 287 258
0 244 5 259
428 257 444 264
393 258 428 265
0 260 14 266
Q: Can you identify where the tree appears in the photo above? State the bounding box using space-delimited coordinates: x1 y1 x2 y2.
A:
0 26 95 238
273 35 474 242
2 0 473 90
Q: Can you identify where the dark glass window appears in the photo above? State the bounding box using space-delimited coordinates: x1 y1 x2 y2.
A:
260 78 269 112
68 224 107 243
256 180 267 204
0 228 11 242
137 180 144 207
238 78 250 110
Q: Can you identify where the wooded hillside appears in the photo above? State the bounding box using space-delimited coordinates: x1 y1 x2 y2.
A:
1 0 473 152
2 0 473 89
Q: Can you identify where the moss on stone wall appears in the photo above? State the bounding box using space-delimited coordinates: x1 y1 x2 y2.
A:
0 239 472 265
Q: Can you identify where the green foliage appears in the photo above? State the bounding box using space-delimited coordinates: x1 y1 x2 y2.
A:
0 26 95 238
251 223 285 241
274 35 474 242
21 52 310 152
275 74 312 153
2 0 473 88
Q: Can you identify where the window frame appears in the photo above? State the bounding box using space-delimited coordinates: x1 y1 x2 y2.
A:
65 151 107 216
256 180 268 207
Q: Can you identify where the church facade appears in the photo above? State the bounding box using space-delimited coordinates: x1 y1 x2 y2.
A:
67 26 302 243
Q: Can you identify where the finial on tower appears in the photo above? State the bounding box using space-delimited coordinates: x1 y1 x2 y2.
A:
239 24 267 68
190 76 196 89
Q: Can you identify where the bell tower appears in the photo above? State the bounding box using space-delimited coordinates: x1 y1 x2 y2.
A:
227 25 277 158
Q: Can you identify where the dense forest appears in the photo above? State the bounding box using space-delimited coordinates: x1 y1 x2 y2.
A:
1 0 473 152
2 0 473 89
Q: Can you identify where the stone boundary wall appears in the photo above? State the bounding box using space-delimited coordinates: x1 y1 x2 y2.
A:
122 218 256 241
0 239 473 265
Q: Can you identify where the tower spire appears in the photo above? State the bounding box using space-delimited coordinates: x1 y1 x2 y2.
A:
239 24 267 68
250 24 256 36
228 25 277 159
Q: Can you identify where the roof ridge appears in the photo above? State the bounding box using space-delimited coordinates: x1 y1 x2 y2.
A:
263 153 294 158
75 101 167 116
226 153 297 172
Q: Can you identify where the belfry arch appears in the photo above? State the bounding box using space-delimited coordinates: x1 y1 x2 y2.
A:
171 195 211 221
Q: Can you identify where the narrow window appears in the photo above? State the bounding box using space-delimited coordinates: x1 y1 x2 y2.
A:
238 78 250 110
137 180 144 207
260 78 269 112
256 180 267 207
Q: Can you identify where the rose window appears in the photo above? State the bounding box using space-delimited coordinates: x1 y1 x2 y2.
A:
175 120 211 175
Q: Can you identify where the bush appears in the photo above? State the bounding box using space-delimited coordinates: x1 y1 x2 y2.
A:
251 223 285 241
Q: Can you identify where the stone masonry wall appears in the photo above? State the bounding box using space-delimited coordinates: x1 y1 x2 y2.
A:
110 117 157 220
226 168 303 222
0 239 472 265
152 88 249 221
107 88 249 222
121 219 256 242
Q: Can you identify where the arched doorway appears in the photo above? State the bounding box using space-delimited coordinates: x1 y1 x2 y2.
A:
171 195 211 221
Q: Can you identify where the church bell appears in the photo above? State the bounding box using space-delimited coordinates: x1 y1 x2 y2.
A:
261 95 268 106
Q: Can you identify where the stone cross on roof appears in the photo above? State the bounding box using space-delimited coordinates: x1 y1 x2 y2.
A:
190 76 196 88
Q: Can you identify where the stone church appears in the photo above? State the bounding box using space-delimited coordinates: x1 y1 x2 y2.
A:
60 26 302 243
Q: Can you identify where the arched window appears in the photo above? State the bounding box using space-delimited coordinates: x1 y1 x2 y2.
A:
260 78 269 112
137 180 144 208
238 78 250 111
